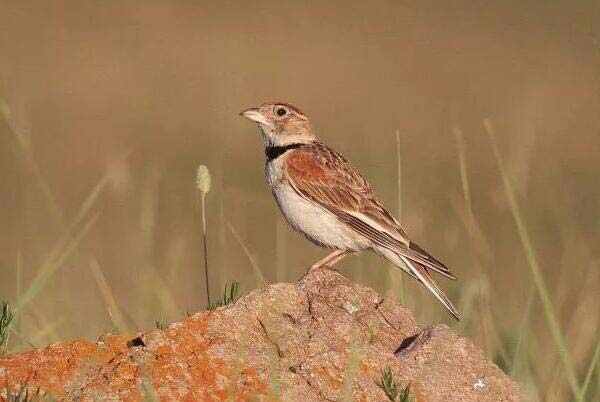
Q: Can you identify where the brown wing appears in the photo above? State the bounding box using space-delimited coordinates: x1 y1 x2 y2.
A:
283 142 409 244
284 142 456 281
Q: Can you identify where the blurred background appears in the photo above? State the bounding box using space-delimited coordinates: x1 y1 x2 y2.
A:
0 1 599 400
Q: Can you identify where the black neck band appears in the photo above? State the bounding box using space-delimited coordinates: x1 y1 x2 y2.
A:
265 143 304 162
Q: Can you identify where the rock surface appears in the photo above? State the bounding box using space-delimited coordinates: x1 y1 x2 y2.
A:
0 268 521 401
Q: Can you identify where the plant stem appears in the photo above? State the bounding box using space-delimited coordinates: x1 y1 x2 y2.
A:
395 130 405 304
485 118 581 400
226 219 265 285
201 193 211 307
579 339 600 400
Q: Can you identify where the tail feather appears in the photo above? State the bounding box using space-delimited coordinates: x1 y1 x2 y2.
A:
375 245 461 321
405 241 457 280
400 256 461 321
333 211 456 280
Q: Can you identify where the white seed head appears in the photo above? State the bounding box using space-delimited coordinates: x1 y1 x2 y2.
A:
196 165 211 194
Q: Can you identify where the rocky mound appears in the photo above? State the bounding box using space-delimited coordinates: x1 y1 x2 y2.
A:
0 268 520 401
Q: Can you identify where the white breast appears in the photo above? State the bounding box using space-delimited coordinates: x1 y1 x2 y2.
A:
266 159 370 251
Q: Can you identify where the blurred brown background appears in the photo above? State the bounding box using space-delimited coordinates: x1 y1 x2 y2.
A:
1 1 599 400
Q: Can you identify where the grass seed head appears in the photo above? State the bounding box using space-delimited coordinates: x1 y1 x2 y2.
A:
196 165 211 194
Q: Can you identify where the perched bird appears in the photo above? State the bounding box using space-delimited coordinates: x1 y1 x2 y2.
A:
240 102 460 320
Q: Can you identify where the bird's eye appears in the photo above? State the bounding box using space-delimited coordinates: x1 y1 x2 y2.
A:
276 107 287 116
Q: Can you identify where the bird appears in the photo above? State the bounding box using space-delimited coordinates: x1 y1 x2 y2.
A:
240 102 460 320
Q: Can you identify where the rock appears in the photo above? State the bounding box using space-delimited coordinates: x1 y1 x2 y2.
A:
0 268 521 401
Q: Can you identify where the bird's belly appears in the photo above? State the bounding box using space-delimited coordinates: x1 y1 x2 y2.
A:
272 184 370 251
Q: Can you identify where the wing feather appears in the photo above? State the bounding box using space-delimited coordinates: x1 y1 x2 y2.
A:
284 143 456 280
284 143 408 239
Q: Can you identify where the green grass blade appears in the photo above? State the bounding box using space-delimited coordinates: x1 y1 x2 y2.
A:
6 124 119 314
394 130 405 304
208 281 240 310
7 326 37 350
395 130 403 220
16 213 100 311
510 285 535 377
0 301 14 354
72 176 109 230
12 250 23 350
453 127 471 209
226 220 265 285
141 375 160 402
484 118 581 400
89 259 131 333
2 99 63 224
148 268 182 320
579 340 600 400
13 164 114 313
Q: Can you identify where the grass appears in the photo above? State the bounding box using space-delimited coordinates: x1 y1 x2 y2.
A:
0 384 54 402
580 340 600 400
140 374 159 402
484 118 582 400
448 127 484 355
196 165 212 308
0 302 14 355
154 318 168 331
393 130 406 304
377 367 413 402
88 259 131 333
0 92 598 401
226 220 265 285
2 97 126 341
509 285 536 377
340 336 361 399
208 281 240 310
16 213 100 312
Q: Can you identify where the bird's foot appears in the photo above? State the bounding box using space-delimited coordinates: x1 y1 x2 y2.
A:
301 262 339 282
303 250 354 279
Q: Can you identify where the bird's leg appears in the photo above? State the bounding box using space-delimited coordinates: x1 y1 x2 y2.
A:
326 250 354 268
309 249 346 271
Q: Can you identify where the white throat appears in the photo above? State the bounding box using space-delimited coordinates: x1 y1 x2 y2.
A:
257 124 315 148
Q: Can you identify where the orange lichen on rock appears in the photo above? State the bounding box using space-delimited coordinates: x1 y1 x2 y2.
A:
0 268 521 401
0 337 126 396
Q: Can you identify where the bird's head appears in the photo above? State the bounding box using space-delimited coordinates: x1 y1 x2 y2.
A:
240 102 316 147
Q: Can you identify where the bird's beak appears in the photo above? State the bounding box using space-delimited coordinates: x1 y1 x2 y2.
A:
239 107 272 127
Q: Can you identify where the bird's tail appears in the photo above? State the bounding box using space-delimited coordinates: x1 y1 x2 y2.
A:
375 244 461 321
